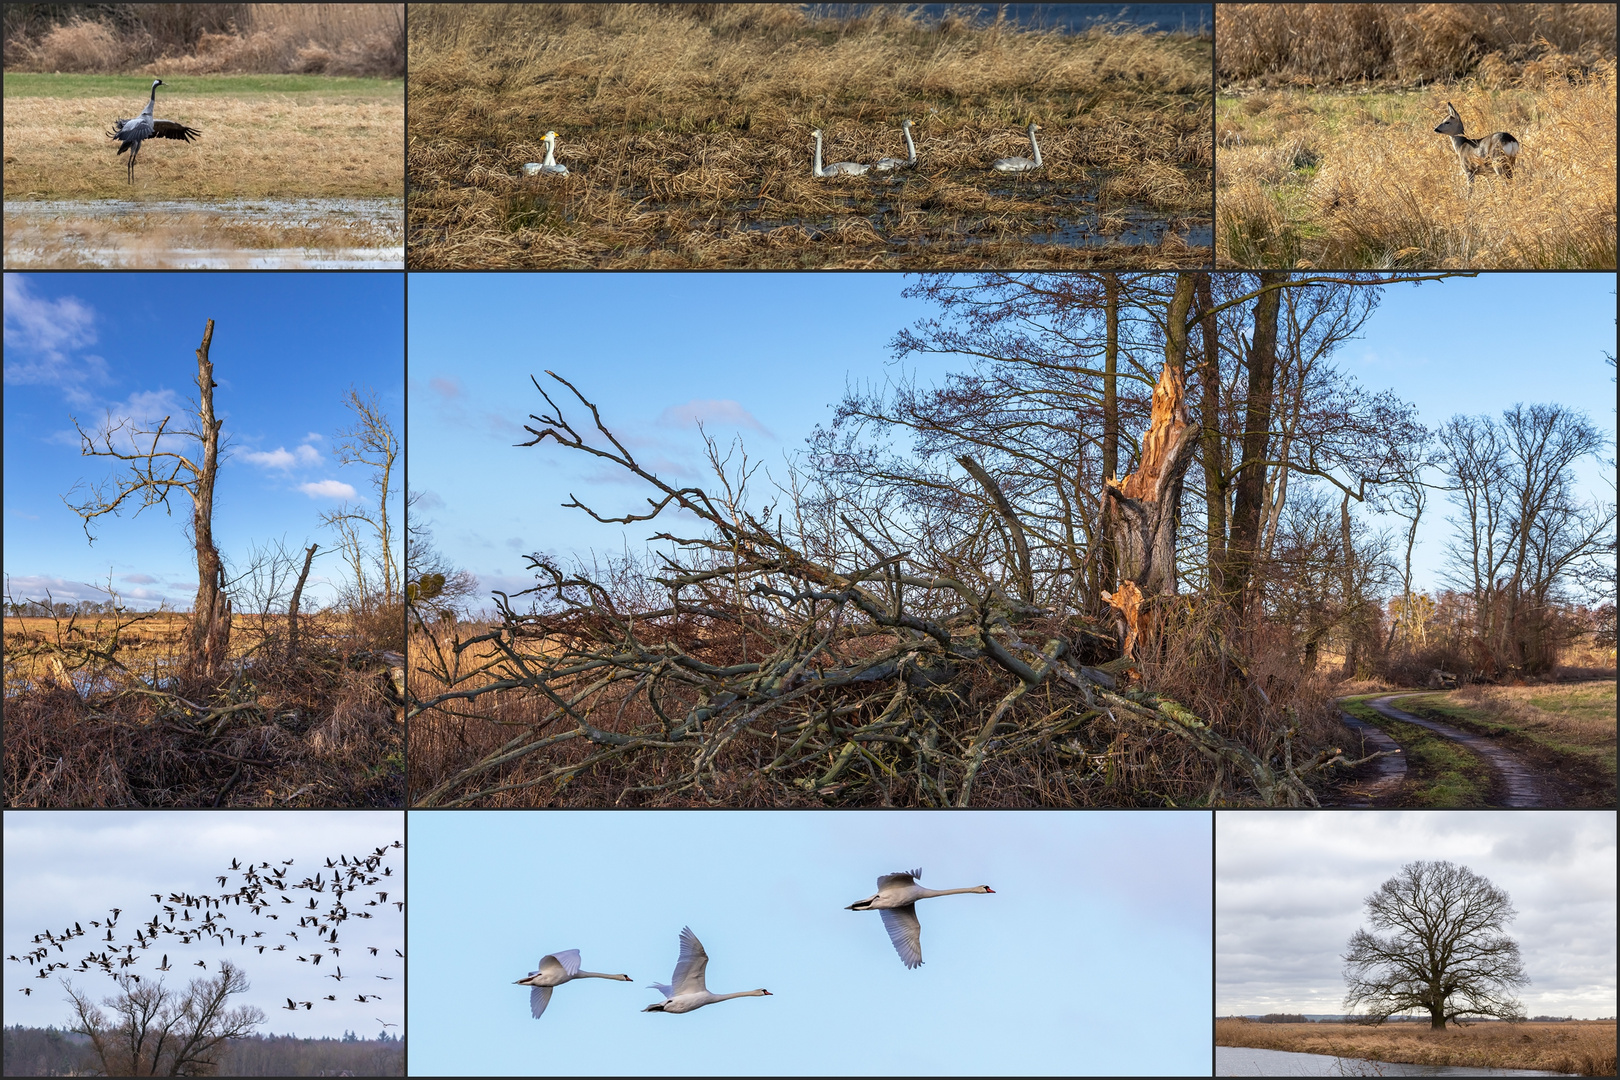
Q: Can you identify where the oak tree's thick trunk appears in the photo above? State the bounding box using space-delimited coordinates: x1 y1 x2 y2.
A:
1101 275 1199 657
186 320 231 681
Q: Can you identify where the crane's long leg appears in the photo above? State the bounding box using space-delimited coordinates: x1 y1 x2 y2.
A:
127 141 139 184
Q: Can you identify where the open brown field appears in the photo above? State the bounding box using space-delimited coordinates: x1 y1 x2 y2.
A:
406 4 1212 269
1216 70 1618 269
1216 1019 1618 1076
4 608 404 808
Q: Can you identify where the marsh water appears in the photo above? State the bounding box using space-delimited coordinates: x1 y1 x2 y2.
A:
1217 1046 1574 1076
3 197 403 268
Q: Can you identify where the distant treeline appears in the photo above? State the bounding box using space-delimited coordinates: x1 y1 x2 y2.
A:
1 1025 403 1077
2 3 404 76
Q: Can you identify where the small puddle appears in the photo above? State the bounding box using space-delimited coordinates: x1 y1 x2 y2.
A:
1217 1045 1575 1076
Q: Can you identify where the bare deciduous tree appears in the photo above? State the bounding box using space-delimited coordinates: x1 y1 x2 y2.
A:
65 961 265 1076
1343 859 1529 1029
65 319 231 682
319 387 401 610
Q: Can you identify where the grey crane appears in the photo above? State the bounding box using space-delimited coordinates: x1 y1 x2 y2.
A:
107 79 201 183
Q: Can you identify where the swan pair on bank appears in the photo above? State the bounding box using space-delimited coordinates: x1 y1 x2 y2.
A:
814 121 1042 177
517 869 993 1018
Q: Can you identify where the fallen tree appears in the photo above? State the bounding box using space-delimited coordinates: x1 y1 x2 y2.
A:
409 370 1394 808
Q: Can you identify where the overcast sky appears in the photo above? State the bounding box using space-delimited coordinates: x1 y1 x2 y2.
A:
3 271 403 612
405 272 1614 616
3 811 404 1039
407 809 1213 1076
1216 810 1617 1019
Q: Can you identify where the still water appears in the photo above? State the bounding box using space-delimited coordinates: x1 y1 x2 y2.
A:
1217 1046 1575 1076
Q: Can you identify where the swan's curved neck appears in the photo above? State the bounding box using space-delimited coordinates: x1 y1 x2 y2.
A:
812 132 823 177
904 123 917 163
916 886 986 899
543 136 557 166
714 989 768 1001
1028 128 1042 166
576 970 625 980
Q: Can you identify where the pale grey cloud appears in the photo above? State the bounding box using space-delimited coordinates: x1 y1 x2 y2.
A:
658 398 775 438
241 443 321 470
299 480 356 500
2 275 106 403
1216 811 1617 1018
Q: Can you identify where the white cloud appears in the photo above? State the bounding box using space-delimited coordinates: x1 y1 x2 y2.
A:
658 398 774 437
2 274 107 403
241 443 322 470
299 480 356 500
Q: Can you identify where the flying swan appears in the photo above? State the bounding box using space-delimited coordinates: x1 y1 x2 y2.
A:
846 869 994 969
514 950 631 1019
643 927 771 1013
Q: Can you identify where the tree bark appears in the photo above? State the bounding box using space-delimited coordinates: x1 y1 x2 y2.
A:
1220 273 1285 620
1102 274 1200 657
957 455 1034 604
186 320 231 682
1098 273 1121 599
287 543 318 657
1196 272 1226 595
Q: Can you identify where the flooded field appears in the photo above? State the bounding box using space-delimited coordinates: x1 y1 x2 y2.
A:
1217 1045 1575 1076
4 197 403 268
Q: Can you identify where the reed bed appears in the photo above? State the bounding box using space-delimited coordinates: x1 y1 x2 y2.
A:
406 3 1212 268
1216 1019 1619 1077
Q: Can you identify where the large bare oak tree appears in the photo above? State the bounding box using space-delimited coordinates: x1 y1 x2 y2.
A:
1343 859 1528 1029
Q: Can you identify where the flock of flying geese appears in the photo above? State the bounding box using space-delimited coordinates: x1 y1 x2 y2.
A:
523 121 1045 178
9 841 403 1030
518 870 994 1019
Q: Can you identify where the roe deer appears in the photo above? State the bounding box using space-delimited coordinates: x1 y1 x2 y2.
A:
1434 101 1518 192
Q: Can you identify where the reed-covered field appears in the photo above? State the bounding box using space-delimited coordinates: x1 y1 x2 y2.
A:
406 3 1212 269
1216 1018 1619 1077
1214 3 1616 269
3 608 404 808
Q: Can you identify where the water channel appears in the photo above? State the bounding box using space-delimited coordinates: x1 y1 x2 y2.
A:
1217 1045 1576 1076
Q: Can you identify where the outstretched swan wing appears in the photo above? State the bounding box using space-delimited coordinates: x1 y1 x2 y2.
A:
671 926 709 995
530 984 553 1019
879 905 923 969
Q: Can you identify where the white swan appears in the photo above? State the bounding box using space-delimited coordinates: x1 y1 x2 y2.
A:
812 129 869 177
643 927 771 1013
872 119 917 172
514 950 631 1019
846 869 994 969
991 123 1043 173
522 131 570 176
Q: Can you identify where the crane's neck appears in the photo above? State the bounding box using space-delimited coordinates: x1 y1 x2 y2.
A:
812 132 823 177
904 123 916 163
1028 128 1042 166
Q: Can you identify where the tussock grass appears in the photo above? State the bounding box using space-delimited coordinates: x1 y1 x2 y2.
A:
1216 1019 1619 1077
1216 65 1618 268
1217 4 1616 85
3 76 403 199
3 610 404 808
406 3 1212 268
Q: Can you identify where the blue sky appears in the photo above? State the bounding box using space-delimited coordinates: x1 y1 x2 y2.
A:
2 810 404 1040
3 272 404 611
1217 811 1617 1019
406 810 1213 1076
405 272 1615 615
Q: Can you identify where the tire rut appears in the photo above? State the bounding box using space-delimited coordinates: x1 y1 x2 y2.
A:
1362 693 1551 808
1332 704 1408 807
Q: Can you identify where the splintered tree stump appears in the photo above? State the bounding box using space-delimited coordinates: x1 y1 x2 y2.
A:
1101 342 1201 660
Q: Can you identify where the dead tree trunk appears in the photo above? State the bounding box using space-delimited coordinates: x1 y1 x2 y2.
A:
1101 275 1201 658
185 320 231 682
1097 273 1121 601
287 543 318 657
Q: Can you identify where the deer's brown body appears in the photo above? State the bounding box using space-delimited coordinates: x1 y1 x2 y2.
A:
1434 101 1518 192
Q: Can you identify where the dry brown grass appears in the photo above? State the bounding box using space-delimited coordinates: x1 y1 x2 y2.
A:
3 86 403 200
406 3 1212 268
5 4 404 77
3 609 404 808
1216 65 1618 268
1216 1019 1619 1076
1217 4 1616 85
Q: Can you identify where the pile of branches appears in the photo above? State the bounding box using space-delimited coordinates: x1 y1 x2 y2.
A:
410 375 1384 808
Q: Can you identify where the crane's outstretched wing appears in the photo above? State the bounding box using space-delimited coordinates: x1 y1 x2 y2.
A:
150 120 201 142
670 927 708 995
879 905 923 969
529 984 553 1019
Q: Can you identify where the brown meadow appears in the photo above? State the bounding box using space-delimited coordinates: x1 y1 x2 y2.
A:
406 3 1212 268
1216 1019 1619 1077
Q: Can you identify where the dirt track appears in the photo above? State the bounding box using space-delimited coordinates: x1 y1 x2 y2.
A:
1330 692 1555 808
